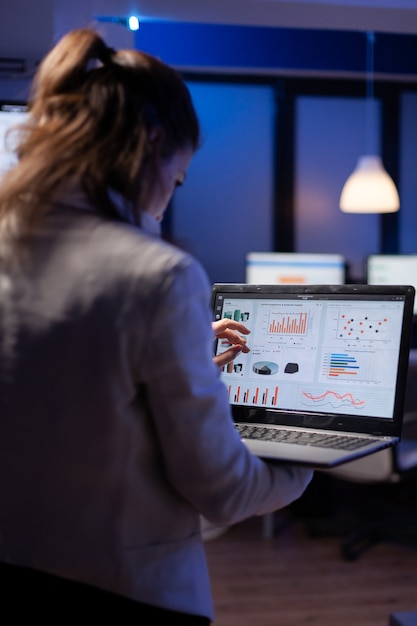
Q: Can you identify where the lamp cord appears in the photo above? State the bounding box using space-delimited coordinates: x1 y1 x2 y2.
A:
366 31 376 154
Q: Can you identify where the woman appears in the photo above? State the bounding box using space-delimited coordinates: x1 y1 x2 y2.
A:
0 29 313 623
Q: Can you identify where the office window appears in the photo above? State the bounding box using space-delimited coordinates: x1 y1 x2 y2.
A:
171 81 274 284
295 96 380 281
400 92 417 254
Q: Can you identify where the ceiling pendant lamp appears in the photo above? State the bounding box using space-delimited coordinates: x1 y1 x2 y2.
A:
339 32 400 214
340 155 400 213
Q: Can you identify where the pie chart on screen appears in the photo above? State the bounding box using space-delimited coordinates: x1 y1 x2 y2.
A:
252 361 278 375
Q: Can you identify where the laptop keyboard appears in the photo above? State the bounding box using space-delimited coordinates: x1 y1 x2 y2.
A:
235 424 375 451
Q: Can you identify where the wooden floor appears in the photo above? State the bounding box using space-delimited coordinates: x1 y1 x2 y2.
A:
204 474 417 626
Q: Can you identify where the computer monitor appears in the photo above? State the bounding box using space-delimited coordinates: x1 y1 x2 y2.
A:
245 252 346 285
0 101 28 178
367 254 417 315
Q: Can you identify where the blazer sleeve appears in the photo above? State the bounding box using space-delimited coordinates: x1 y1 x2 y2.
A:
137 255 313 526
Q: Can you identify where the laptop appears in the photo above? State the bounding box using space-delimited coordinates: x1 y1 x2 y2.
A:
212 283 415 468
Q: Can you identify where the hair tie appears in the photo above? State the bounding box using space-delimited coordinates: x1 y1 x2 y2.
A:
98 45 116 66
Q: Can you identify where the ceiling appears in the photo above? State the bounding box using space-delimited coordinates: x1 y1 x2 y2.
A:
94 0 417 34
2 0 417 72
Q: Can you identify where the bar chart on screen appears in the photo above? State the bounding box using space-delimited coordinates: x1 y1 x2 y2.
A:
268 312 308 335
227 382 279 407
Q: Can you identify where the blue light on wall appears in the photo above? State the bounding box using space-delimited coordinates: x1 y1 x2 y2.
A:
95 15 140 32
127 16 140 31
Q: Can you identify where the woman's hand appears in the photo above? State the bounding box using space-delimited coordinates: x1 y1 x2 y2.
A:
212 319 250 368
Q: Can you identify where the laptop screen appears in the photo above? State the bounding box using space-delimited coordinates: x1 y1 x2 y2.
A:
212 284 415 437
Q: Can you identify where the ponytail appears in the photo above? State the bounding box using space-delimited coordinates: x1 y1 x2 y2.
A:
30 29 115 106
0 28 200 238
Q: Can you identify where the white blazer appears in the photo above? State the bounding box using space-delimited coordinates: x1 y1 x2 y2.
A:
0 194 313 620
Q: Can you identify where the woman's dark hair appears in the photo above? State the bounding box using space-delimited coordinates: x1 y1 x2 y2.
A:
0 28 200 234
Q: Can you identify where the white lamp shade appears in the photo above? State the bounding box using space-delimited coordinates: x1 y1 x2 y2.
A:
340 155 400 213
